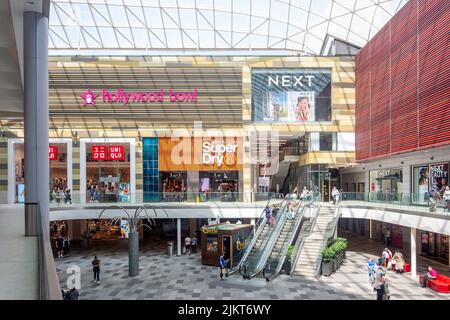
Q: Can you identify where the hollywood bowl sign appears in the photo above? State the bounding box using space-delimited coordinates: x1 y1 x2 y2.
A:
81 88 198 106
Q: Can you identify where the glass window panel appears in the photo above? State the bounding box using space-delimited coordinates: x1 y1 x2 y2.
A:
270 0 289 22
179 9 197 29
143 7 164 28
233 0 250 15
127 6 146 27
251 0 270 18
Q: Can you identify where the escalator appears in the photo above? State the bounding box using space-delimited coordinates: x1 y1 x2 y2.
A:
262 198 311 281
239 196 293 279
228 196 287 275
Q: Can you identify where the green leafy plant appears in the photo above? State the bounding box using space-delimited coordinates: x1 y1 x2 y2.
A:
322 237 347 262
322 246 337 263
286 245 295 261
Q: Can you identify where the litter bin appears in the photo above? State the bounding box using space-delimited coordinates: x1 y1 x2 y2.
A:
167 241 174 256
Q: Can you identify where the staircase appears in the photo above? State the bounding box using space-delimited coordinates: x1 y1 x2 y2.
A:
292 204 336 277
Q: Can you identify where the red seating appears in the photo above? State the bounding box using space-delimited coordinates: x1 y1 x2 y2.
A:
419 274 450 293
404 263 410 273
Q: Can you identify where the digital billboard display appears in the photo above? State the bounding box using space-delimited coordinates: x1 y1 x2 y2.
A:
252 69 332 123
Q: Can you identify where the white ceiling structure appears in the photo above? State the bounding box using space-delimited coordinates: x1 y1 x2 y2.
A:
48 0 408 55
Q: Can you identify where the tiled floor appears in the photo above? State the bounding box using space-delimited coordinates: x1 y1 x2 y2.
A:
55 234 450 300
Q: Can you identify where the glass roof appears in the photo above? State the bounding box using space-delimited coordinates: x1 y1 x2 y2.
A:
49 0 408 55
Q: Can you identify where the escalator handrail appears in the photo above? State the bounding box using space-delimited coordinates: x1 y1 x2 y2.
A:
289 200 322 275
263 198 310 281
229 195 286 274
242 195 293 278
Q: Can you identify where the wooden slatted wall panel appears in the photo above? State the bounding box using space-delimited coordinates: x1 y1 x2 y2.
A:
390 0 418 153
355 0 450 161
369 23 391 158
49 67 243 127
355 45 371 161
418 0 450 147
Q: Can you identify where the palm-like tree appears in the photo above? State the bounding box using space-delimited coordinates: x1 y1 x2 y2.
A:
98 205 169 276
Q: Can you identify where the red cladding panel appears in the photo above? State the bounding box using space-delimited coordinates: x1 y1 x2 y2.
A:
355 0 450 161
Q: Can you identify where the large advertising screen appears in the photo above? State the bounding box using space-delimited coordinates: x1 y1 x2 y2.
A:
252 69 332 123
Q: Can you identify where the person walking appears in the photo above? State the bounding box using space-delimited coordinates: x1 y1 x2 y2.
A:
184 235 191 255
331 186 340 205
372 266 386 300
191 237 197 253
56 235 64 258
385 228 392 247
264 206 271 226
219 252 228 280
272 206 279 224
367 256 376 281
63 236 71 257
92 256 101 286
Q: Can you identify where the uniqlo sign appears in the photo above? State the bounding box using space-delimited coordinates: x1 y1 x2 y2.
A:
108 145 124 160
49 146 57 160
92 145 107 160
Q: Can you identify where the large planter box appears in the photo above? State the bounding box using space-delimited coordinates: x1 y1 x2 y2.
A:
321 261 333 276
321 250 346 276
283 259 292 274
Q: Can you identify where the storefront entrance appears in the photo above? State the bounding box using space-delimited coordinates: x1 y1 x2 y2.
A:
85 141 132 203
8 139 72 204
199 171 239 202
160 171 187 201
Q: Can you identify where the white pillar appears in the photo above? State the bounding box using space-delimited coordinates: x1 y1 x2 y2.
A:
250 218 255 225
24 12 49 236
410 227 417 280
177 218 181 256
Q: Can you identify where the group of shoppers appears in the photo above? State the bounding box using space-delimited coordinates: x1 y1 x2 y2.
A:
184 236 198 255
50 187 72 204
55 234 71 258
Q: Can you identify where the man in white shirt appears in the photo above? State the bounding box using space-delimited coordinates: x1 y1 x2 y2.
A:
184 236 192 255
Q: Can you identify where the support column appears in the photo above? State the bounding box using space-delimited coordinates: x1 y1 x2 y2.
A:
250 218 255 225
24 12 49 236
369 219 373 239
177 218 181 256
410 227 417 280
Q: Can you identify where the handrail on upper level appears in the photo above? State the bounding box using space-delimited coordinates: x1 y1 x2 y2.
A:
36 203 62 300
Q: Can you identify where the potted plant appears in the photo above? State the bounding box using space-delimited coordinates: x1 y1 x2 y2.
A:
283 245 294 274
321 246 336 276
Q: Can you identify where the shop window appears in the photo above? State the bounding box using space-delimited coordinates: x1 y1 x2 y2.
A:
206 236 218 253
199 171 239 202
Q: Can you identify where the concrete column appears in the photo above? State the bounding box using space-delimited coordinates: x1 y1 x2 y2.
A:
410 227 417 280
250 218 255 225
177 218 181 256
369 219 373 239
24 12 49 236
128 230 139 276
189 218 196 238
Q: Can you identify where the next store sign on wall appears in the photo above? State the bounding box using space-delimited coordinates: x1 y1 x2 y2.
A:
158 137 243 172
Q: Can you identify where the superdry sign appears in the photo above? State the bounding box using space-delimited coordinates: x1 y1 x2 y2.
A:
80 88 198 106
